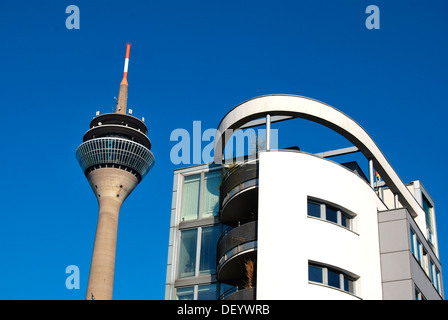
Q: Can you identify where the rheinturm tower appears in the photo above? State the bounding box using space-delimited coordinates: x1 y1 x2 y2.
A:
76 43 155 300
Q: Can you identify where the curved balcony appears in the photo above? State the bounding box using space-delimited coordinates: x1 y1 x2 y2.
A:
220 286 256 300
220 160 259 225
217 221 257 285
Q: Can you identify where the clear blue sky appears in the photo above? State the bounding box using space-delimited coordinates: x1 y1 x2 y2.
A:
0 0 447 299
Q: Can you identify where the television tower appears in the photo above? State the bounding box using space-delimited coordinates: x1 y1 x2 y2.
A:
75 43 155 300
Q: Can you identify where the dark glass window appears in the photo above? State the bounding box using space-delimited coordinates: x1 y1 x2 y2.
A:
199 226 221 275
308 265 323 283
197 284 217 300
307 198 353 230
307 202 321 218
326 206 338 224
308 262 356 294
327 269 340 289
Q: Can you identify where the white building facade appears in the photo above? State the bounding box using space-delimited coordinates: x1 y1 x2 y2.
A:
165 95 443 300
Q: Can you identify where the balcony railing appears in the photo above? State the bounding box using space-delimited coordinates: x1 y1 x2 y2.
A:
219 286 256 300
217 221 258 263
220 159 259 208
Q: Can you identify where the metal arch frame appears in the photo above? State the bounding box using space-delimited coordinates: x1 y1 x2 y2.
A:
213 94 423 218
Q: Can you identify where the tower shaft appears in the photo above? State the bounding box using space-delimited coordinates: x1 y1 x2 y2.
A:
85 168 139 300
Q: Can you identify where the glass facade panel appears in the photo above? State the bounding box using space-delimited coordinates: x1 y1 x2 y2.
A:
423 195 434 245
202 171 221 218
326 206 338 224
176 286 194 300
307 202 321 218
410 229 416 256
327 269 340 289
181 175 200 221
199 226 221 275
308 265 323 283
178 229 198 278
198 284 217 300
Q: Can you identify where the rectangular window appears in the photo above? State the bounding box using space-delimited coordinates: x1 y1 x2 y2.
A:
199 226 221 275
176 286 194 300
197 284 217 300
178 229 198 278
178 225 221 279
175 283 220 300
325 206 338 224
307 202 321 218
308 265 323 283
422 195 435 246
180 170 221 222
202 171 221 218
327 269 341 289
181 175 201 221
430 260 441 293
410 228 416 256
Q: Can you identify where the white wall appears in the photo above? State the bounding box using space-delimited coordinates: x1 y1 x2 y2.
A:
256 151 385 300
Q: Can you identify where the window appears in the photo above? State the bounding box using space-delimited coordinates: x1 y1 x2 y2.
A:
307 201 321 218
202 171 221 218
181 170 221 222
422 195 435 247
415 285 426 300
198 284 218 300
308 262 356 294
176 283 219 300
410 228 416 257
308 265 323 283
181 175 201 221
176 286 194 300
307 198 354 230
199 226 221 274
178 229 197 278
411 227 428 272
430 260 442 294
178 225 221 279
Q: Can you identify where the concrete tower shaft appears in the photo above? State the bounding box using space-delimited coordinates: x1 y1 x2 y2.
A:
85 168 139 300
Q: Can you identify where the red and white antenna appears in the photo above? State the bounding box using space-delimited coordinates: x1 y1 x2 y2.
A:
120 42 131 86
116 42 132 114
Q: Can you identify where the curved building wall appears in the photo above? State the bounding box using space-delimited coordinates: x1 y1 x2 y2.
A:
256 151 387 300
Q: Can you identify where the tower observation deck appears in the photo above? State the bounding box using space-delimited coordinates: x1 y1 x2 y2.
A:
75 43 154 300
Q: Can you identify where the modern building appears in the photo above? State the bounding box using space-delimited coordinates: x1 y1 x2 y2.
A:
76 43 155 300
165 94 443 300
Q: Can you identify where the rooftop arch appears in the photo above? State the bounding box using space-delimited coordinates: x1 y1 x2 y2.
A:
213 94 423 218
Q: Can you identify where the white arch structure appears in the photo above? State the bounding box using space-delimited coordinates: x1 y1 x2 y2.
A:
213 94 423 218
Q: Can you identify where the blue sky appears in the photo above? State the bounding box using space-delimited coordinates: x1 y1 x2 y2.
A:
0 0 447 299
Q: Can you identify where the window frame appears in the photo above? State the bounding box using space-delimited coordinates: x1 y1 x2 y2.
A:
308 261 357 295
179 169 222 222
177 225 222 280
175 283 219 300
307 197 356 231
